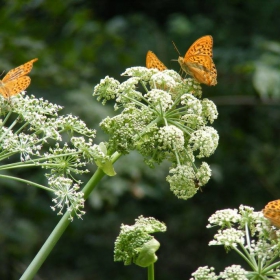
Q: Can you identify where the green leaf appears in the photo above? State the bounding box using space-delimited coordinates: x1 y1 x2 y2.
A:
95 143 116 176
135 239 160 268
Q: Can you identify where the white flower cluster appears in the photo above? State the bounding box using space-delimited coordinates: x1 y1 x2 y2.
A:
145 89 173 111
94 66 219 199
49 176 85 221
209 228 245 248
121 66 158 81
180 94 218 130
207 209 241 228
190 265 248 280
181 93 203 115
155 125 185 151
195 162 212 186
192 205 280 279
219 265 247 279
189 126 219 158
93 76 120 105
0 94 96 219
166 162 211 199
2 131 42 161
115 77 142 109
149 71 178 90
190 266 218 280
44 142 89 176
202 99 219 124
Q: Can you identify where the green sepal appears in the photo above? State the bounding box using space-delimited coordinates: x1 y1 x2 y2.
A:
135 239 160 267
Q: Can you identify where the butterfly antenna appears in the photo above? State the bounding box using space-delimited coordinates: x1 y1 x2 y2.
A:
172 41 181 56
171 41 182 64
171 41 185 79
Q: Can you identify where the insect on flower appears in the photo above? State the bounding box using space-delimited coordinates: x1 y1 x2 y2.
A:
263 199 280 228
0 58 38 99
146 51 167 71
173 35 217 86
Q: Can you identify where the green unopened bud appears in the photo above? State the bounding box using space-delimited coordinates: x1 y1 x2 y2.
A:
135 238 160 267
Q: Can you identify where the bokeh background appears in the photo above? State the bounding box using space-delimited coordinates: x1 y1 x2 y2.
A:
1 0 280 279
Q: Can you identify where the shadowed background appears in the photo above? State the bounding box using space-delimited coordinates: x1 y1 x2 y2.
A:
1 0 280 279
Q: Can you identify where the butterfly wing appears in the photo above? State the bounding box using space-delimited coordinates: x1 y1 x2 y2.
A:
187 55 217 86
9 76 31 96
2 58 38 83
146 51 167 71
0 76 31 98
179 54 217 86
179 36 217 86
263 209 280 228
0 84 11 99
0 58 37 99
263 200 280 228
184 35 213 59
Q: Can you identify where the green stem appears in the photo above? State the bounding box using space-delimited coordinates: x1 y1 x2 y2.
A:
20 209 72 280
0 151 81 170
232 245 257 271
168 119 193 135
1 111 12 127
0 115 20 142
20 151 122 280
14 121 29 135
147 264 154 280
262 260 280 274
0 174 52 192
0 151 17 161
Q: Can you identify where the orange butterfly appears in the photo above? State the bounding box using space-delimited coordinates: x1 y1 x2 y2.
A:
175 35 217 86
263 199 280 228
0 58 38 99
146 51 167 71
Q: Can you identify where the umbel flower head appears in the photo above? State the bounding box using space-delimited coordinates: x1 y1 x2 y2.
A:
0 94 96 220
114 215 166 267
93 67 219 199
190 205 280 279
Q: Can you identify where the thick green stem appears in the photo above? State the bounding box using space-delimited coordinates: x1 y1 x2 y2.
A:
148 264 154 280
20 151 122 280
20 209 72 280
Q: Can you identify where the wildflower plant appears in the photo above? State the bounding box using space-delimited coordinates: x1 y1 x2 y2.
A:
5 65 219 279
190 205 280 279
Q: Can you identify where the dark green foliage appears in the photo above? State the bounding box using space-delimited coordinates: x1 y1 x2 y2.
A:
0 0 280 279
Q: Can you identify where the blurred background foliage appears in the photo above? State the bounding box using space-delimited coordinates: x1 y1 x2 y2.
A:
1 0 280 279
